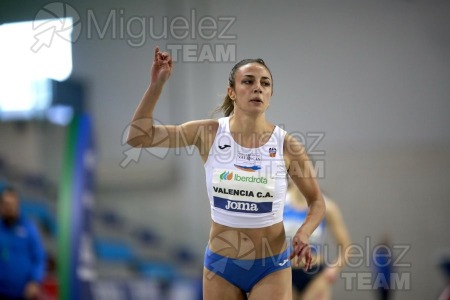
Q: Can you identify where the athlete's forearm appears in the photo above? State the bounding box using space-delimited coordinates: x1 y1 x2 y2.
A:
297 197 326 237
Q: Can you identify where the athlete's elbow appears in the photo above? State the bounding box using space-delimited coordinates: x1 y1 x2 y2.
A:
127 121 154 147
126 134 150 148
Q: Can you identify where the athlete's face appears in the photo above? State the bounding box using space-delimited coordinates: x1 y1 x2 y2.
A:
228 63 273 115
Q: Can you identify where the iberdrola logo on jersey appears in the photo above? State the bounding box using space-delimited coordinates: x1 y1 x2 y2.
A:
219 171 234 181
218 170 267 184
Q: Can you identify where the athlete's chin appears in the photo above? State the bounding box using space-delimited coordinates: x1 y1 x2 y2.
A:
242 107 268 115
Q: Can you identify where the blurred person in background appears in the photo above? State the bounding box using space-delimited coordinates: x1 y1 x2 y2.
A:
0 186 46 300
284 179 351 300
372 236 394 300
127 47 326 299
438 255 450 300
39 253 58 300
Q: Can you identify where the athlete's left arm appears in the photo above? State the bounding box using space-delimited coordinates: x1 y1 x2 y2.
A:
284 133 326 269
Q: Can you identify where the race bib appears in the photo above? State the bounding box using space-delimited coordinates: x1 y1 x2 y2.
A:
212 168 275 214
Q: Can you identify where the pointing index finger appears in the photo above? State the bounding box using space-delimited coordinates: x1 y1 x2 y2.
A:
154 47 160 61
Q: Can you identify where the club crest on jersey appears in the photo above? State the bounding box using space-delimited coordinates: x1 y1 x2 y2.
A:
269 147 277 157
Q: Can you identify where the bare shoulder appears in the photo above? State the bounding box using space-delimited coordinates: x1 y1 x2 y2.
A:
283 132 307 165
183 118 218 127
202 118 219 130
180 118 219 135
184 119 219 160
201 119 219 138
284 131 307 150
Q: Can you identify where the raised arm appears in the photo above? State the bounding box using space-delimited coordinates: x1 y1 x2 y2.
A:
126 47 214 151
284 133 326 270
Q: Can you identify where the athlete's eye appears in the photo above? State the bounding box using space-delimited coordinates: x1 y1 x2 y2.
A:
242 80 252 84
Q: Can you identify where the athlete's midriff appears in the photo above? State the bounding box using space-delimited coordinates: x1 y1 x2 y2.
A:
208 220 287 259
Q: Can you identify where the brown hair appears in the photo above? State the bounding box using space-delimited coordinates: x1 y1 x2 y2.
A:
214 58 273 117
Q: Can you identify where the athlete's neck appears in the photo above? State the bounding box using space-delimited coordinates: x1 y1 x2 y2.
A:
229 114 274 148
230 113 270 136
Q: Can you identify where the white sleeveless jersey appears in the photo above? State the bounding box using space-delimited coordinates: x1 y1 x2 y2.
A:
204 117 288 228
